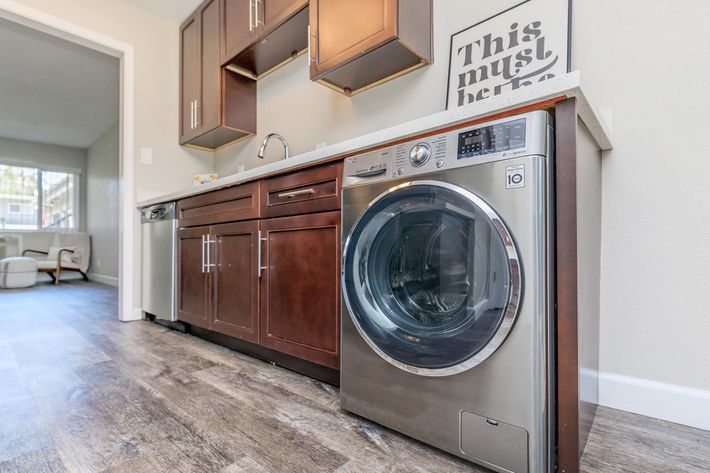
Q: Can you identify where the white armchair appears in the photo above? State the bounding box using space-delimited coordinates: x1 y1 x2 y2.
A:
23 232 91 285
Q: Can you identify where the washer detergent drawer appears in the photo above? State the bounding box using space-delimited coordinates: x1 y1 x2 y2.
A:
460 411 528 473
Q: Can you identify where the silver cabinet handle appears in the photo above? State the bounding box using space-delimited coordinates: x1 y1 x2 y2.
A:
201 234 206 273
249 0 255 31
256 0 264 27
190 101 194 130
257 230 268 277
205 236 216 272
277 188 316 199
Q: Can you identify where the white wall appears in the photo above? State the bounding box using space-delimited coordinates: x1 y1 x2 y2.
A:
0 135 87 232
86 123 119 281
571 0 710 408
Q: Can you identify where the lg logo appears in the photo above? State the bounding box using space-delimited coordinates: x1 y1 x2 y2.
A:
506 165 525 189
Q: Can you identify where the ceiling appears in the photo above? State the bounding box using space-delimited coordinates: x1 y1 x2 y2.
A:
120 0 204 23
0 17 119 149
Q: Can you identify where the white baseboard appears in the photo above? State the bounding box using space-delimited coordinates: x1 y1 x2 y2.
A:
131 308 144 321
88 273 119 286
598 371 710 431
119 307 143 322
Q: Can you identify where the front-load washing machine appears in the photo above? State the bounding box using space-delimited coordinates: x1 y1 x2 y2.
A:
340 111 554 473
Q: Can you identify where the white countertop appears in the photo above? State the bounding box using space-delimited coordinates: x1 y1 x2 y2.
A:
137 71 612 209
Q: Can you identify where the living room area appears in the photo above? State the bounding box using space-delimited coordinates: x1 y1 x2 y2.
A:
0 16 119 292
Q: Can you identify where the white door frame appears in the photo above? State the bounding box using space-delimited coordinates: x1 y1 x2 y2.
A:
0 0 138 321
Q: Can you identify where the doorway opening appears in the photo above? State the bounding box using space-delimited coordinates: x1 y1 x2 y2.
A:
0 2 136 320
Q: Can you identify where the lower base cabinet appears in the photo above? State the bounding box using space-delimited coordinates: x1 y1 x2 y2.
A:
177 222 260 344
177 210 341 370
177 226 211 328
259 211 341 370
212 221 260 343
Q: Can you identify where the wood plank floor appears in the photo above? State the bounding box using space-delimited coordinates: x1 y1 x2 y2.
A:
0 281 708 472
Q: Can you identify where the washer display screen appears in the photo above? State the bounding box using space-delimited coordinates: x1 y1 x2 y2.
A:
457 118 526 159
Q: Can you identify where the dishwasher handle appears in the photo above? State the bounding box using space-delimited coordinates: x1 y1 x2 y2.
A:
141 202 176 223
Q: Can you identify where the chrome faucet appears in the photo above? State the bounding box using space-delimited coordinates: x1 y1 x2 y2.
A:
257 133 289 160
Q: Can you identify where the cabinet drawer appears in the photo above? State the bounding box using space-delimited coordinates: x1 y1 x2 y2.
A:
178 181 260 227
261 162 342 218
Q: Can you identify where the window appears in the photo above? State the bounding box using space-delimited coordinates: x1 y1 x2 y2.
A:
0 164 80 231
42 171 77 229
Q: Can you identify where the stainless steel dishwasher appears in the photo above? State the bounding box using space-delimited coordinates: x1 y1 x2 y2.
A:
141 202 177 321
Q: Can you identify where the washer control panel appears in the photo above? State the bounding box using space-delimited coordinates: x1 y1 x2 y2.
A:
457 118 526 159
409 143 432 166
343 111 548 188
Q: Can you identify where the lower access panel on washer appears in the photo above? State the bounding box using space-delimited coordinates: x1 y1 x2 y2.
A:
460 411 529 473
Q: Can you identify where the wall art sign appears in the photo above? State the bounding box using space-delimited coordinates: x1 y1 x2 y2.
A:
446 0 571 109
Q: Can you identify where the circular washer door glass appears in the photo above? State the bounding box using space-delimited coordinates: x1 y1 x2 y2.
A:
342 181 522 376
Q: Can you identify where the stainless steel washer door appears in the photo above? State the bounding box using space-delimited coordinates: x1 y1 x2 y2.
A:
342 181 522 376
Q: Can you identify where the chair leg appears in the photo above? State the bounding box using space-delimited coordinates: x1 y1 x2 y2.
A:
55 267 61 285
47 271 56 283
80 271 89 282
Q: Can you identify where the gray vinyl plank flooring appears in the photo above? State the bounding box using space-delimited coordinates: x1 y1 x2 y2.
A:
0 281 708 472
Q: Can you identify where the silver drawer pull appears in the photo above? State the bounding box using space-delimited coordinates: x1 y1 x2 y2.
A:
277 188 316 199
257 230 267 277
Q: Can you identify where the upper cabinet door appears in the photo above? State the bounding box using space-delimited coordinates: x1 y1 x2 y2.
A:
261 0 308 33
220 0 260 64
180 14 201 144
309 0 432 95
181 0 256 150
198 0 221 135
211 221 260 343
310 0 397 77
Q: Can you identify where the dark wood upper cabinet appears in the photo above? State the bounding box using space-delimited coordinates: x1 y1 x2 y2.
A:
220 0 309 79
309 0 432 96
261 0 306 31
211 221 260 343
220 0 260 63
177 226 211 329
180 0 256 150
180 15 201 143
199 0 223 135
259 211 341 369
